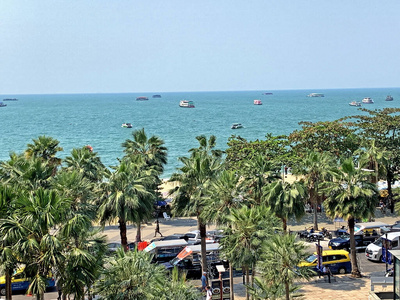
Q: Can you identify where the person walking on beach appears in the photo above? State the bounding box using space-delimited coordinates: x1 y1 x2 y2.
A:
154 219 163 237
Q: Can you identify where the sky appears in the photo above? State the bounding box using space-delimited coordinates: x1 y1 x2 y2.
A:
1 1 400 94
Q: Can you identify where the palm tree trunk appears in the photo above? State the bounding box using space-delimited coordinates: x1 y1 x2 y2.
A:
310 188 319 230
348 217 361 277
118 219 128 251
282 217 287 232
5 268 12 300
285 281 290 300
229 262 234 300
136 221 142 242
245 266 250 300
199 221 207 273
251 264 256 300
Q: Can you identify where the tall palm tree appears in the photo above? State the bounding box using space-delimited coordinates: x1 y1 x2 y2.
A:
294 151 334 230
255 233 314 300
25 136 63 176
220 205 281 300
264 180 306 232
64 146 109 183
0 188 71 300
240 154 280 205
322 158 378 277
170 135 223 273
122 128 167 174
98 161 155 248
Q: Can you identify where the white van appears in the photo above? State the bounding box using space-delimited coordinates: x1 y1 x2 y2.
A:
365 232 400 262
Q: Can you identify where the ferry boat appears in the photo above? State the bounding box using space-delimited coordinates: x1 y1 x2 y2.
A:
362 97 374 104
179 100 195 108
386 95 394 101
152 95 161 98
231 123 243 129
0 102 7 107
254 99 262 105
349 101 362 107
136 96 149 101
121 123 133 128
307 93 324 97
3 98 17 101
262 92 273 95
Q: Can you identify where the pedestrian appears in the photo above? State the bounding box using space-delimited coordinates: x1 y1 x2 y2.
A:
206 286 212 300
154 219 163 237
322 265 331 283
201 272 208 292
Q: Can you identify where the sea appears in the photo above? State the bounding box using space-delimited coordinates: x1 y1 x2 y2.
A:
1 88 399 178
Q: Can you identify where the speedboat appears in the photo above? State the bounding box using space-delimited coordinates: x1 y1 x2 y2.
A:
349 101 361 107
307 93 324 97
0 102 7 107
386 95 394 101
362 97 374 104
179 100 195 108
254 99 262 105
122 123 133 128
231 123 243 129
136 96 149 101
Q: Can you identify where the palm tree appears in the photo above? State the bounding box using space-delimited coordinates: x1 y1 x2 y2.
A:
220 205 281 300
201 169 242 300
64 146 109 183
264 180 306 232
294 151 334 230
94 248 166 299
98 161 155 248
122 128 167 174
255 233 315 300
240 154 280 205
170 135 223 273
161 267 201 300
25 136 63 176
0 188 71 300
322 158 378 277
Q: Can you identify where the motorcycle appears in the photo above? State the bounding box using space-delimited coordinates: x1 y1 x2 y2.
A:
320 227 333 239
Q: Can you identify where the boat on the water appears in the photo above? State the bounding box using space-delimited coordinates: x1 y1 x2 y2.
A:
262 92 273 95
362 97 374 104
386 95 394 101
179 100 195 108
152 95 161 98
0 102 7 107
122 123 133 128
136 96 149 101
307 93 324 97
3 98 17 101
231 123 243 129
254 99 262 105
349 101 362 107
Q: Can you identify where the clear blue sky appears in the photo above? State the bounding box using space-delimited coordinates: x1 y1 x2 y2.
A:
1 1 399 94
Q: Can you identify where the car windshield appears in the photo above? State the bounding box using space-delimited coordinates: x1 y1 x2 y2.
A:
185 234 196 239
305 254 317 263
373 237 383 246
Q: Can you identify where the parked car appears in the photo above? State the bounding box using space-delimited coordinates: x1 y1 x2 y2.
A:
107 242 123 253
365 232 400 262
0 267 55 296
151 233 186 243
299 249 351 274
328 234 374 251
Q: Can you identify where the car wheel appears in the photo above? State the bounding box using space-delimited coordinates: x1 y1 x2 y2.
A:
380 255 384 263
0 287 6 296
338 267 346 274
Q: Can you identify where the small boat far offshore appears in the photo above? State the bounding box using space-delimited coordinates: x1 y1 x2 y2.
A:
307 93 324 97
0 102 7 107
231 123 243 129
122 123 133 128
136 96 149 101
152 95 162 98
386 95 394 101
262 92 273 95
179 100 195 108
254 99 262 105
362 97 374 104
3 98 18 101
349 101 362 107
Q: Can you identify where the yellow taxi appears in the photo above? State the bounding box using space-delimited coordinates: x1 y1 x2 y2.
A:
299 249 351 274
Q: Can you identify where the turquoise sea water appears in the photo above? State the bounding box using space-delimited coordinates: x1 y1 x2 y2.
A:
1 88 399 178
